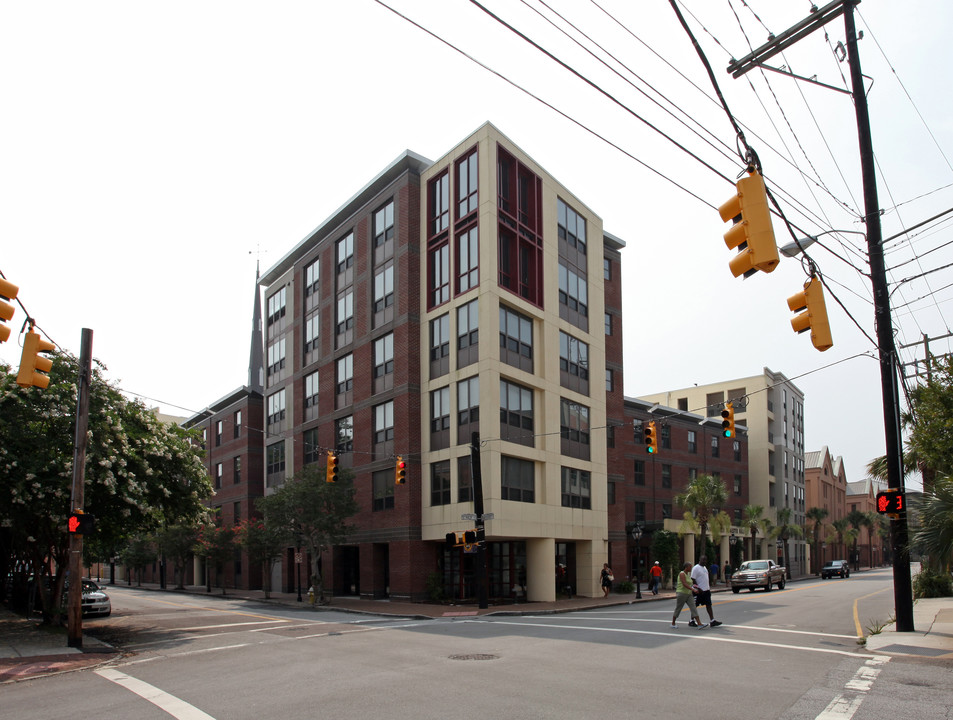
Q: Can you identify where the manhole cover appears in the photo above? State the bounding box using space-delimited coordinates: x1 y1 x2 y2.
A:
448 653 499 661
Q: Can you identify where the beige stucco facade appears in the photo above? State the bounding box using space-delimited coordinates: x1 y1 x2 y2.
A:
419 123 609 601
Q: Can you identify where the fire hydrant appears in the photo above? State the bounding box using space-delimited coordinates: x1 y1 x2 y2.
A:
308 586 315 606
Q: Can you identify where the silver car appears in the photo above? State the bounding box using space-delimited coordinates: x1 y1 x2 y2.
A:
80 579 111 617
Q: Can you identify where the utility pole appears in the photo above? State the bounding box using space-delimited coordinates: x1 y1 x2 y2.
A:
67 329 93 648
727 0 914 630
470 432 489 609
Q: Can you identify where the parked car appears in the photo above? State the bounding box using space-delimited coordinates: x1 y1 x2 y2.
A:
79 579 112 616
821 560 850 579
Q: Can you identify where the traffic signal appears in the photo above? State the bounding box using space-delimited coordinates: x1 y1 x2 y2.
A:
445 531 462 549
876 488 904 518
644 421 658 454
464 530 477 544
787 276 833 352
326 451 339 483
0 277 17 343
721 402 735 438
16 329 55 388
719 169 780 278
395 455 406 485
68 511 96 535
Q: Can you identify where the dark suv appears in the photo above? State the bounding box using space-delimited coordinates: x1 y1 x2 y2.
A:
821 560 850 579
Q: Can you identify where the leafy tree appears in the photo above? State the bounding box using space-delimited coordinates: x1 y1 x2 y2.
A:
910 476 953 570
674 474 728 562
195 521 237 595
120 535 156 586
806 507 829 575
257 464 358 603
770 507 804 579
0 355 212 623
906 357 953 485
155 524 200 589
650 529 679 590
235 518 287 598
742 504 769 560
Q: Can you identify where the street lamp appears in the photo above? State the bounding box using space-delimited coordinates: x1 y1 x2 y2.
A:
631 523 643 600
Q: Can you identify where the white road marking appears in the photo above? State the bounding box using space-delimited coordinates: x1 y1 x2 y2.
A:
485 619 884 658
815 656 889 720
524 615 856 639
175 620 290 631
95 667 218 720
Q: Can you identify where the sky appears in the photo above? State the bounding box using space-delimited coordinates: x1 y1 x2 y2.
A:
3 0 952 491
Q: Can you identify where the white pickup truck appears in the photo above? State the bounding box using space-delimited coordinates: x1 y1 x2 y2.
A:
729 559 786 593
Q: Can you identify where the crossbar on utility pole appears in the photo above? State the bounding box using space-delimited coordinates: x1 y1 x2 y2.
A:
726 0 914 631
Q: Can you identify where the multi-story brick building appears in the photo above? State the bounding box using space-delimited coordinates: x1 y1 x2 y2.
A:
611 398 749 586
185 122 752 601
638 368 805 573
253 123 626 602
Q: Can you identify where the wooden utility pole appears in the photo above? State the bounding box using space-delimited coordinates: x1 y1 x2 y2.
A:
67 329 93 648
728 0 914 630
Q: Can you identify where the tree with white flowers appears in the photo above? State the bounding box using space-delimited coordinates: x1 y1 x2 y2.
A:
0 355 212 623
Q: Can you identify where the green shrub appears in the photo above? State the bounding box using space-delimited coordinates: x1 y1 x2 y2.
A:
913 568 953 598
425 572 446 603
616 580 635 594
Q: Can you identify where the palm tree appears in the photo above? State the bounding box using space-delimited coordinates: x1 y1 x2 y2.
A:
806 507 829 575
674 474 729 561
742 504 768 560
828 517 857 562
862 511 880 567
771 507 804 579
846 509 867 570
911 476 953 570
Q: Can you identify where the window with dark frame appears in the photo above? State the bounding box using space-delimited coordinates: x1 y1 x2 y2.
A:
560 398 590 460
501 455 535 503
500 379 534 447
430 460 451 506
373 470 395 511
430 314 450 378
457 300 479 369
499 305 533 373
561 466 591 509
303 428 320 465
497 147 543 306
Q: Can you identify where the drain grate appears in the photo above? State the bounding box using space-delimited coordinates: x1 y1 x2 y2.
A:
448 653 500 661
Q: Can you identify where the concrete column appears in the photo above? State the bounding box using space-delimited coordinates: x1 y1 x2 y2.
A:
683 534 695 565
526 537 556 602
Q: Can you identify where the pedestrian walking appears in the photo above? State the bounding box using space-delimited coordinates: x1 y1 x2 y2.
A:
691 555 722 627
723 561 732 587
649 561 662 595
600 563 613 598
671 562 707 628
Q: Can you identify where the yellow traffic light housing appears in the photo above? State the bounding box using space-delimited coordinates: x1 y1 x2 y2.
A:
326 451 339 483
719 170 779 278
644 421 658 454
395 455 406 485
787 276 833 352
0 277 18 343
721 402 735 438
16 329 55 388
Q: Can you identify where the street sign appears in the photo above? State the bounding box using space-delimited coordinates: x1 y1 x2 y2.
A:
461 513 477 520
482 513 494 521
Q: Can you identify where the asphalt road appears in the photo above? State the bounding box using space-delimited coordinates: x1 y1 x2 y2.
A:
4 569 950 720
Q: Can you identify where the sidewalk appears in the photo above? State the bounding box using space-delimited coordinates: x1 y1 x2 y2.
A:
3 573 950 682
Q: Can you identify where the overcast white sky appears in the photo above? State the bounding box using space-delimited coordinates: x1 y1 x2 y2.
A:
3 1 952 490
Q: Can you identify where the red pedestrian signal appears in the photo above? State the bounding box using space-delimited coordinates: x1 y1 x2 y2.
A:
68 511 96 534
876 489 904 518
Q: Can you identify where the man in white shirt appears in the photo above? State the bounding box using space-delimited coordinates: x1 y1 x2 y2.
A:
690 555 722 627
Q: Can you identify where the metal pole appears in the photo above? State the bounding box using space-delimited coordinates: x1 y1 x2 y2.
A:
470 432 488 609
67 329 93 649
844 2 914 631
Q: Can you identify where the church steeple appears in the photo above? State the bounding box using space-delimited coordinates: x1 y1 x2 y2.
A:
248 262 264 394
